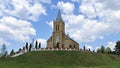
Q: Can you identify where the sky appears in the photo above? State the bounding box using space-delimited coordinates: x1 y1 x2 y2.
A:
0 0 120 53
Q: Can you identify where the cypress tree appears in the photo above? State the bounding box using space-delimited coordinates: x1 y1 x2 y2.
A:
39 42 41 48
83 46 85 51
35 40 38 49
25 42 28 50
29 43 32 51
10 49 15 56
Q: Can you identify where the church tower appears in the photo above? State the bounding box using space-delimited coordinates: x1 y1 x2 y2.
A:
47 10 79 49
52 10 65 48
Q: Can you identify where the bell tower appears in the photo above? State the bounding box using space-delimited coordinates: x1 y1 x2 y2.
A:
53 10 65 33
52 10 65 48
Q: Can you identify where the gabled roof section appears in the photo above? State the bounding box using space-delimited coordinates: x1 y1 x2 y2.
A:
56 10 63 21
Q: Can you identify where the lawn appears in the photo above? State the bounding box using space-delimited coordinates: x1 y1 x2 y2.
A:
0 51 120 68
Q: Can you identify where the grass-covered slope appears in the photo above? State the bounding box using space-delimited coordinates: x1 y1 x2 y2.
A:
0 51 120 68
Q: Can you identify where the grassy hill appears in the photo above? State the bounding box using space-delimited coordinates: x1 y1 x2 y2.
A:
0 51 120 68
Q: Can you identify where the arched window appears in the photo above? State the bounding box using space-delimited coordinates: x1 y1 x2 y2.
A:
56 35 59 43
58 25 59 31
69 44 72 48
56 25 57 31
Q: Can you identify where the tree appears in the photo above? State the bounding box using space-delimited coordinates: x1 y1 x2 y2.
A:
97 48 101 53
23 47 25 51
35 40 38 49
29 43 32 51
38 42 41 48
101 45 105 53
83 46 85 51
97 46 105 54
1 43 7 57
105 47 112 54
89 48 91 51
19 48 22 53
10 49 15 56
25 42 28 50
115 41 120 54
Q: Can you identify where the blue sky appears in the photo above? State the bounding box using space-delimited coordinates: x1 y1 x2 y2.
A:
0 0 120 53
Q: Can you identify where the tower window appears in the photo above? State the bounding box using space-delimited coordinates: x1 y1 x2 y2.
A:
58 25 59 31
56 25 57 31
56 25 60 31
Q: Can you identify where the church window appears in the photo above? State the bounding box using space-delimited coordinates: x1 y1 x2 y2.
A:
56 35 59 43
56 25 57 31
58 25 59 31
69 44 72 48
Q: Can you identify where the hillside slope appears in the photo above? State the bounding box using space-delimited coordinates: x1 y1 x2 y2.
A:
0 51 120 68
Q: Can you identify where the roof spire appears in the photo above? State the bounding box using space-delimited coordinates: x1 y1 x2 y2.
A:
56 10 63 21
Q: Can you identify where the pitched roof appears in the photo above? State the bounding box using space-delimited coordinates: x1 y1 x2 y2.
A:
56 10 63 21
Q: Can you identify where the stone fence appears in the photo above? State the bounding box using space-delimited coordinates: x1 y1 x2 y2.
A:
11 48 94 57
31 48 80 51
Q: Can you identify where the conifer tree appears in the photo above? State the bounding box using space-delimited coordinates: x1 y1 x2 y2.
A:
101 45 105 53
35 40 38 49
19 48 22 52
1 43 8 57
97 48 101 53
39 42 41 48
115 41 120 54
10 49 15 56
23 47 25 51
25 42 28 50
105 47 112 54
29 43 32 51
97 46 105 53
83 46 85 51
89 48 91 51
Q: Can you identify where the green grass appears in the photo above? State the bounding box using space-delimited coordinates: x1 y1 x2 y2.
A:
0 51 120 68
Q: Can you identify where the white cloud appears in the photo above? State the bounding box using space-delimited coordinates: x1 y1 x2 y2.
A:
71 0 81 2
96 0 120 10
55 0 120 42
0 38 9 46
57 1 75 14
37 38 46 48
85 45 93 50
106 42 116 51
39 0 51 4
45 0 120 43
46 21 53 28
79 0 96 18
96 47 100 50
62 14 109 42
0 16 36 41
0 0 47 21
0 0 50 47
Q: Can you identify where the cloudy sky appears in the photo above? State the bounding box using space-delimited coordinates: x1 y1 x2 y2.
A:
0 0 120 52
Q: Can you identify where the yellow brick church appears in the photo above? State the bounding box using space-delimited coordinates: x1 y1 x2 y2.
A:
47 10 79 49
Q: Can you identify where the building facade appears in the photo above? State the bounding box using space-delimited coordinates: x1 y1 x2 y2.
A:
47 10 79 49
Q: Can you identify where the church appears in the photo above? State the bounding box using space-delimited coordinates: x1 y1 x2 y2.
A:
47 10 79 49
